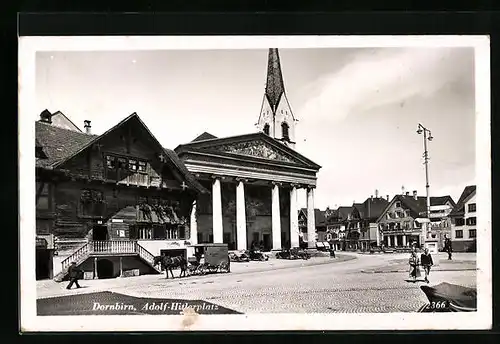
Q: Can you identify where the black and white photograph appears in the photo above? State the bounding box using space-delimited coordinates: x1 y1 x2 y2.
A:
19 36 491 331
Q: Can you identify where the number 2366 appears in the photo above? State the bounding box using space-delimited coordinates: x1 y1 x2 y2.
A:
430 301 448 309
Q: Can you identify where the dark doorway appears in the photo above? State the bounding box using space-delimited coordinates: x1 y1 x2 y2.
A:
92 225 109 241
263 233 271 251
36 249 51 280
96 259 114 279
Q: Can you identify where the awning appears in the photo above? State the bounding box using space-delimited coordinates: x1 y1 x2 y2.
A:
415 218 431 223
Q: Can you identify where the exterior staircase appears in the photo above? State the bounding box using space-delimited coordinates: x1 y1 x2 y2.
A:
54 240 161 282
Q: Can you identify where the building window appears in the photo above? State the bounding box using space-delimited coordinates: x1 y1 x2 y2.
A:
455 230 463 239
105 154 147 179
138 226 152 240
455 217 465 226
129 159 138 172
469 229 476 238
395 201 401 208
466 217 477 226
468 203 476 213
263 123 270 135
281 122 289 140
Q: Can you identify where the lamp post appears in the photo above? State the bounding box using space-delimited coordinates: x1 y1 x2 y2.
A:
416 123 433 218
417 123 433 247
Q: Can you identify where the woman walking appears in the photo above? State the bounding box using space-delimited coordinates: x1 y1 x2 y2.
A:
408 250 421 282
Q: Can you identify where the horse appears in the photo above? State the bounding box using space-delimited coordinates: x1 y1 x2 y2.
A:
153 254 188 279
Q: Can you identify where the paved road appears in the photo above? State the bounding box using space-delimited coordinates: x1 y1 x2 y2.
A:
37 252 476 314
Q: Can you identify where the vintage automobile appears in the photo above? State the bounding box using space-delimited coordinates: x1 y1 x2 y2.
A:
229 250 250 262
275 247 310 260
188 243 231 275
246 249 269 261
418 282 477 312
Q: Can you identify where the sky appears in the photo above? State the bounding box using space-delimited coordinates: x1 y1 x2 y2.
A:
35 47 476 209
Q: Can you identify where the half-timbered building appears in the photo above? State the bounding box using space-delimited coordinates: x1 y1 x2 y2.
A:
35 110 208 280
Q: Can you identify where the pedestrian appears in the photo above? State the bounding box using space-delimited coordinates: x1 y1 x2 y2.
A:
446 238 453 260
408 251 421 282
329 242 336 258
420 248 434 283
66 262 83 290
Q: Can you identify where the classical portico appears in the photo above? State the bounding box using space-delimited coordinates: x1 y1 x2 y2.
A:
175 133 321 251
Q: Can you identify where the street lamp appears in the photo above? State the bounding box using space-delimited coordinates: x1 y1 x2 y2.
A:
416 123 433 248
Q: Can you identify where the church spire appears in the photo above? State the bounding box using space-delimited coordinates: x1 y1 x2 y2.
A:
257 48 296 150
265 48 286 111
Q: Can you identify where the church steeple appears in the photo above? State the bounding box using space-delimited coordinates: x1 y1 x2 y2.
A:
265 48 285 111
257 48 296 149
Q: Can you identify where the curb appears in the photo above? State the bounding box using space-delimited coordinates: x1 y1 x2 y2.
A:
361 268 478 274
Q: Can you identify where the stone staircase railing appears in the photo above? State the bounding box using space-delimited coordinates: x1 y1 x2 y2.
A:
54 240 160 282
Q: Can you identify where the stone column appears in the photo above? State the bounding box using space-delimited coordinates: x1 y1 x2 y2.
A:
289 184 300 248
387 235 392 247
212 176 223 244
394 235 399 247
306 186 316 249
271 182 282 250
236 178 247 250
190 200 198 245
402 235 407 247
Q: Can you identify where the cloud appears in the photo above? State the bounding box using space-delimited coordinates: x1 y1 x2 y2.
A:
298 48 472 124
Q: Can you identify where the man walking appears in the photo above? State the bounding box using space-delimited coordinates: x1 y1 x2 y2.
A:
66 262 83 290
446 238 453 260
420 248 434 284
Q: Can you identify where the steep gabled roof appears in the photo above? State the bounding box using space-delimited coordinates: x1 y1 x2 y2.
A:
377 194 457 222
191 132 218 142
337 206 354 220
352 203 365 218
299 208 327 227
449 185 476 217
362 197 390 220
35 121 97 168
35 113 208 194
51 110 83 132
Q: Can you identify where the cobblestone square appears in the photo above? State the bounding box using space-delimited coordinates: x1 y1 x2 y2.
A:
37 252 476 314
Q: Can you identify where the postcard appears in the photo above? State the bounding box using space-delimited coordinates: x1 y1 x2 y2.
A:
19 35 491 331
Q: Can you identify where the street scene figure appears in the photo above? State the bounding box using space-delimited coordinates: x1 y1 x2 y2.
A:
445 236 453 260
66 262 83 290
421 248 434 284
408 251 421 282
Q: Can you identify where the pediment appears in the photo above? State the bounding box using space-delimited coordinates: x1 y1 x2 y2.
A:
201 138 311 166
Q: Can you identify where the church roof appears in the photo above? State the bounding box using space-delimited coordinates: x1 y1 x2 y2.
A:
265 48 286 110
191 132 218 142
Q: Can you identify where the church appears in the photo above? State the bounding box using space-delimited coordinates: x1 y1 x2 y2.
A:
176 48 322 252
34 48 321 281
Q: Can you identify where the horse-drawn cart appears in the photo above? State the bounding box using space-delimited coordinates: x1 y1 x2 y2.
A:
188 243 231 275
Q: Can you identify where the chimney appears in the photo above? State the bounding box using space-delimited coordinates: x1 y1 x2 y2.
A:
413 190 418 200
375 189 379 198
370 195 373 201
84 120 91 134
405 191 409 196
386 195 389 201
39 109 52 124
401 185 405 195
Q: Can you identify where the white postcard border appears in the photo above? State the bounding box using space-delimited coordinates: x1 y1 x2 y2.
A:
19 35 491 331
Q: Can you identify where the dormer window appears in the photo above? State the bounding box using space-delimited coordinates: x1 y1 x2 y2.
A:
281 122 289 140
263 123 270 135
